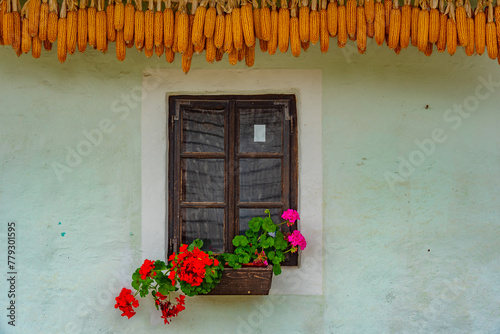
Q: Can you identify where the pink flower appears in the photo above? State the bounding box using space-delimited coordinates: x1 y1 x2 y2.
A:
282 209 300 226
287 230 307 250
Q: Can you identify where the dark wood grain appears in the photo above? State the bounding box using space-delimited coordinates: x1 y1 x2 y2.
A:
206 266 273 295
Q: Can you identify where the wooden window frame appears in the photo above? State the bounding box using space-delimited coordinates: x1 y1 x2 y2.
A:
168 94 298 266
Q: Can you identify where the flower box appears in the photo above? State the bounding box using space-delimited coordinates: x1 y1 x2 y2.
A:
206 265 273 295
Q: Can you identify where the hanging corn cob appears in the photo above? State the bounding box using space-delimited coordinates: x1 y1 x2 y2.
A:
43 38 52 49
144 0 154 51
181 5 193 70
88 0 97 47
171 6 180 51
77 0 87 51
163 0 173 47
455 0 467 45
11 0 19 52
428 0 439 43
267 0 278 54
215 45 223 60
224 9 233 52
485 0 497 59
32 34 41 57
96 0 107 52
66 0 78 54
116 26 126 58
320 0 329 51
21 7 30 53
231 0 243 50
240 0 255 46
384 0 391 37
417 0 429 52
58 0 67 62
367 19 375 37
260 0 271 40
245 43 254 66
134 0 145 50
3 0 13 45
0 0 6 45
115 0 124 30
410 0 419 46
464 0 473 55
205 0 216 37
475 0 485 55
165 42 175 60
192 0 206 45
290 0 301 55
387 0 400 49
374 0 384 45
495 0 500 45
301 39 309 50
107 0 116 41
338 0 347 46
39 0 49 40
154 0 162 46
205 35 216 62
445 0 457 55
357 0 366 52
365 0 374 22
299 0 310 42
47 0 57 42
346 0 355 40
400 0 411 48
123 0 134 42
28 0 40 36
436 0 446 51
327 0 337 36
310 0 319 44
278 0 290 52
213 2 224 48
252 0 260 39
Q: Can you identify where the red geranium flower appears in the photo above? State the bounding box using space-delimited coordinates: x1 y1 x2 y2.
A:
114 288 139 319
139 259 156 280
159 295 186 324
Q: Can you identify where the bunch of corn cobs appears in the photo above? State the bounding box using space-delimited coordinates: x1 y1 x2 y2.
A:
0 0 499 72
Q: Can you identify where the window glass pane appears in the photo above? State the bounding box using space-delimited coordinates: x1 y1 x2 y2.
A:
239 208 282 235
183 159 224 202
182 109 224 152
239 109 282 153
183 208 224 253
239 159 281 202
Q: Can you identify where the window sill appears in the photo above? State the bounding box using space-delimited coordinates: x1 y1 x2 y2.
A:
206 265 273 295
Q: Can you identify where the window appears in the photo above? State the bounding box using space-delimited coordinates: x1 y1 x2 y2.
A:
168 94 298 265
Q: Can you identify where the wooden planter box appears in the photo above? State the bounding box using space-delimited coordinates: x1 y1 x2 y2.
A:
207 265 273 295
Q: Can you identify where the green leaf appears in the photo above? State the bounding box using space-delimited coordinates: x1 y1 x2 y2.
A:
274 231 288 250
245 229 256 238
154 260 167 271
261 236 275 248
232 235 248 247
193 239 204 249
262 217 277 233
248 217 263 232
268 251 275 260
273 263 282 275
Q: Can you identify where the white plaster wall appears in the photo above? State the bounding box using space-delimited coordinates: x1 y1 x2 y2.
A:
0 38 499 334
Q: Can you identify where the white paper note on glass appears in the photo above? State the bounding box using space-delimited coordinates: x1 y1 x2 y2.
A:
254 124 266 142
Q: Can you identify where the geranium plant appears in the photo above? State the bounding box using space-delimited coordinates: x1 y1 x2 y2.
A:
115 209 306 324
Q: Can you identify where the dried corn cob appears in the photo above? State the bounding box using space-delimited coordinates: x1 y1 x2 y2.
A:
346 0 355 39
88 0 97 47
357 0 366 53
66 1 78 55
144 0 154 50
213 4 224 48
301 39 310 49
260 0 271 40
278 0 290 52
299 0 310 42
310 0 319 44
400 0 411 48
155 42 163 55
464 0 474 55
241 0 255 46
77 0 87 52
107 0 116 41
238 43 245 60
367 19 375 36
252 0 261 39
165 45 175 61
204 1 216 38
455 0 467 45
424 40 432 54
124 0 134 42
486 1 497 59
194 31 206 53
475 0 485 55
224 11 233 52
134 1 145 50
495 1 500 45
374 0 384 45
11 1 20 51
232 1 243 50
388 0 400 49
327 0 337 36
116 27 126 59
47 0 58 42
320 0 329 51
43 38 52 49
338 0 347 46
0 0 6 45
410 0 419 46
215 45 223 60
384 0 391 35
205 35 216 62
365 0 375 22
417 1 429 52
268 3 278 54
228 47 238 64
96 0 107 52
21 15 31 52
428 0 439 43
192 0 206 45
259 37 267 50
115 0 124 30
245 43 255 66
32 35 41 57
290 2 301 56
39 0 49 41
29 0 41 37
58 0 67 62
154 0 163 46
446 0 457 55
3 1 13 45
144 45 153 56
